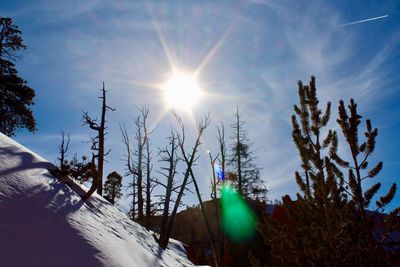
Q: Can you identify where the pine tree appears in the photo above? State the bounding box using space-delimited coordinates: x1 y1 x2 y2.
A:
336 99 397 214
0 17 36 136
229 107 267 200
255 76 399 266
335 98 399 260
104 171 123 205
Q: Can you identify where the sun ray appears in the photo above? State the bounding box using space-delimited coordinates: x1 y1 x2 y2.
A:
187 110 197 128
152 106 171 128
148 7 177 73
194 19 238 76
202 90 236 102
124 80 164 90
141 4 242 119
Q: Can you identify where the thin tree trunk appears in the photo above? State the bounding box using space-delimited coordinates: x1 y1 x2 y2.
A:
164 113 209 248
145 129 151 229
235 108 243 195
97 82 106 196
189 168 219 267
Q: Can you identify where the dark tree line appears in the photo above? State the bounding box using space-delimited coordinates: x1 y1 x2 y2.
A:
0 17 36 136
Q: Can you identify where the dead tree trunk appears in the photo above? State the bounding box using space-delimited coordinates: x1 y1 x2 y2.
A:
81 156 99 200
157 131 179 247
208 151 223 267
121 123 136 220
57 130 70 176
142 107 155 229
82 82 115 197
134 115 145 220
234 107 243 195
163 113 210 249
122 107 155 224
216 123 226 266
187 156 218 267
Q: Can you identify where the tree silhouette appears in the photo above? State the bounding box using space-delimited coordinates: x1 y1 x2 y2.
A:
57 130 70 177
162 113 210 249
142 107 157 229
121 123 137 220
256 76 399 266
82 82 115 196
156 130 180 248
68 154 99 200
229 107 267 200
104 171 123 205
0 17 36 136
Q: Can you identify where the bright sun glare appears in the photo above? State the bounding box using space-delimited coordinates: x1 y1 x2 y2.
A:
162 71 203 111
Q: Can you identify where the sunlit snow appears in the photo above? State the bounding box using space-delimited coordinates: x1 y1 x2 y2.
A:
0 133 194 267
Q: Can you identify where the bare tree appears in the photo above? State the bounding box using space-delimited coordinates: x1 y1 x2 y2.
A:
179 115 219 267
120 123 137 220
121 106 155 223
217 122 227 183
216 122 227 266
57 130 70 176
208 150 224 267
142 107 157 229
156 130 180 247
82 82 115 196
162 114 214 256
135 115 145 220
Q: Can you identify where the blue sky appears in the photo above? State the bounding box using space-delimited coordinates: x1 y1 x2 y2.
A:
1 0 399 211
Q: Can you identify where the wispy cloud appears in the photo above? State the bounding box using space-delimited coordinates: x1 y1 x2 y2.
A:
4 0 399 207
238 0 399 201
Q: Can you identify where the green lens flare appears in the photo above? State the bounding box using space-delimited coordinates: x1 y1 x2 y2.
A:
221 184 256 242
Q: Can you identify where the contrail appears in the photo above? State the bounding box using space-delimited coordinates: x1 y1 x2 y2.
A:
340 15 389 27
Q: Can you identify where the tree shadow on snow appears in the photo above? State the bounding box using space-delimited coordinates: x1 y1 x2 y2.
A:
0 146 53 176
0 146 103 266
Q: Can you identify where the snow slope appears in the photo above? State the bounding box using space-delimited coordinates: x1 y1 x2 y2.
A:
0 133 194 267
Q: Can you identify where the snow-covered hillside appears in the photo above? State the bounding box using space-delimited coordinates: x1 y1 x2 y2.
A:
0 133 194 267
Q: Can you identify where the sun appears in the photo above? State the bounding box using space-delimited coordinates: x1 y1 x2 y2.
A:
162 71 203 111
